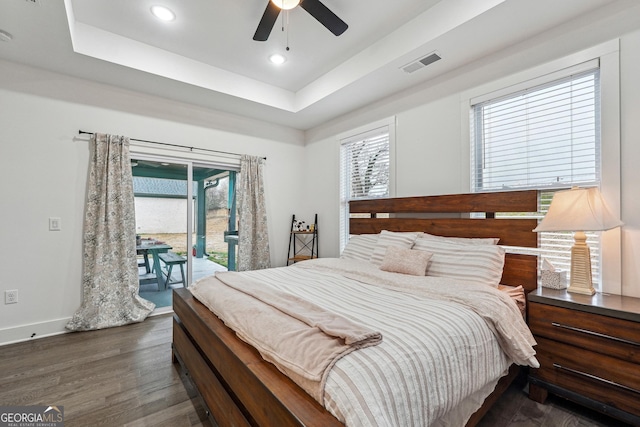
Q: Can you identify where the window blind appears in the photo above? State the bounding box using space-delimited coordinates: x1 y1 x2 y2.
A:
340 127 390 200
471 69 600 192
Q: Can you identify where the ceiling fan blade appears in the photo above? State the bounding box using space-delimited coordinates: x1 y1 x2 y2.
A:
299 0 348 36
253 2 281 41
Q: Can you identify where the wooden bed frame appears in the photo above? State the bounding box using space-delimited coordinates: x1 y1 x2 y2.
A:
172 190 540 427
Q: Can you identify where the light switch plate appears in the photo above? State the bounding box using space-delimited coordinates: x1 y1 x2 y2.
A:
49 217 61 231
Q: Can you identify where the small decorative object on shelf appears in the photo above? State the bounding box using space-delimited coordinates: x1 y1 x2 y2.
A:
287 214 318 265
292 219 307 231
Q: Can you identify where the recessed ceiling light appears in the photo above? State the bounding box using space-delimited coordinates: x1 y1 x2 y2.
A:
269 54 286 65
150 5 176 21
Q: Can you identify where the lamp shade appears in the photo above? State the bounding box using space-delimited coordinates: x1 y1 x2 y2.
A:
533 187 623 232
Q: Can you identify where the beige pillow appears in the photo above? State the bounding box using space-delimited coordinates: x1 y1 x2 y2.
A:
369 230 421 265
412 238 505 287
379 246 433 276
341 234 379 262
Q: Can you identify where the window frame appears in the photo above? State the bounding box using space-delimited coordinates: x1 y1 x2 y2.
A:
338 117 396 251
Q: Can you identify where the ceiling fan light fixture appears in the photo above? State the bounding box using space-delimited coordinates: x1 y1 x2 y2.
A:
254 0 347 42
150 5 176 21
270 0 300 10
269 54 287 65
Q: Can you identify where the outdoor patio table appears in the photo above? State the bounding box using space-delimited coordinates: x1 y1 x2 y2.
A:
136 243 172 289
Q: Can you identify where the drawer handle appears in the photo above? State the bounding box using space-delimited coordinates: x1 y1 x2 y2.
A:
553 363 640 395
551 322 640 347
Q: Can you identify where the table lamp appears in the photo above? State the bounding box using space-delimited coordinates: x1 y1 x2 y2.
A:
533 187 623 295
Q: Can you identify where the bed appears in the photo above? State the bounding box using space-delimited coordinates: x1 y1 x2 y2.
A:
172 190 540 427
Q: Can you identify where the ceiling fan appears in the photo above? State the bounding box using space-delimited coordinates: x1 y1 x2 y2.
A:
253 0 348 42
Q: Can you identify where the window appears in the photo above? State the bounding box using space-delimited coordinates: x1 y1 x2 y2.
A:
339 122 393 250
471 68 600 192
471 66 602 283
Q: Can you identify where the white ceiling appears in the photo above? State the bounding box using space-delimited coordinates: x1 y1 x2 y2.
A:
0 0 620 130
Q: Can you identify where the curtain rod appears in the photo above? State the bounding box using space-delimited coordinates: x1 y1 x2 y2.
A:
78 130 266 160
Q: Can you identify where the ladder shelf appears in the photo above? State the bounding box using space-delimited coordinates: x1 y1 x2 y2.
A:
287 214 318 265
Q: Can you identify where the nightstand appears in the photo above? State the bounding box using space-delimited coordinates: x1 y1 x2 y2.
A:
527 288 640 425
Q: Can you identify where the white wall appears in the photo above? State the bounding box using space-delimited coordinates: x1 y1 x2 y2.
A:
0 64 305 344
619 29 640 297
303 9 640 298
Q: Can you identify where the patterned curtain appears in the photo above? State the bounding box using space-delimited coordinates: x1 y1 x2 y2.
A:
237 155 270 271
67 133 154 331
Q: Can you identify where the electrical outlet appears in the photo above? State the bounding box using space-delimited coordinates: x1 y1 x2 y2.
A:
5 290 18 304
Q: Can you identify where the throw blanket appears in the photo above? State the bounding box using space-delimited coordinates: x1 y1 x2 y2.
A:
189 270 382 401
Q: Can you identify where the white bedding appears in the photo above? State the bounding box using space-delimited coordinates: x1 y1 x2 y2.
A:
189 258 538 427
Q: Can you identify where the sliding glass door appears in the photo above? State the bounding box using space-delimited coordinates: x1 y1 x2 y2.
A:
131 155 236 309
191 162 238 279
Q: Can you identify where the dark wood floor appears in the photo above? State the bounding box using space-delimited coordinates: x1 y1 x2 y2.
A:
477 372 629 427
0 314 628 426
0 314 210 427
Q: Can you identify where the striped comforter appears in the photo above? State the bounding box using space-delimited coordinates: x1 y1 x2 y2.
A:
190 258 537 427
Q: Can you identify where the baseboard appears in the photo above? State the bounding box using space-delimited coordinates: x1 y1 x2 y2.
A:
0 308 172 346
0 317 71 346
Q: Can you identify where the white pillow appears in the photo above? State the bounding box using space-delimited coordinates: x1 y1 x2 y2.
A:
369 230 420 265
413 238 505 287
420 232 500 245
379 246 433 276
341 234 379 261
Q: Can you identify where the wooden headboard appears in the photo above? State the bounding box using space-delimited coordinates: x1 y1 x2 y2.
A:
349 190 539 292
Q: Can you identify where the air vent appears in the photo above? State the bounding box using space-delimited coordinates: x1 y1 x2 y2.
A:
401 52 442 74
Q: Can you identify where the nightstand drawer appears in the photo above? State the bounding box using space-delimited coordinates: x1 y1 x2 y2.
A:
529 301 640 364
534 336 640 417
